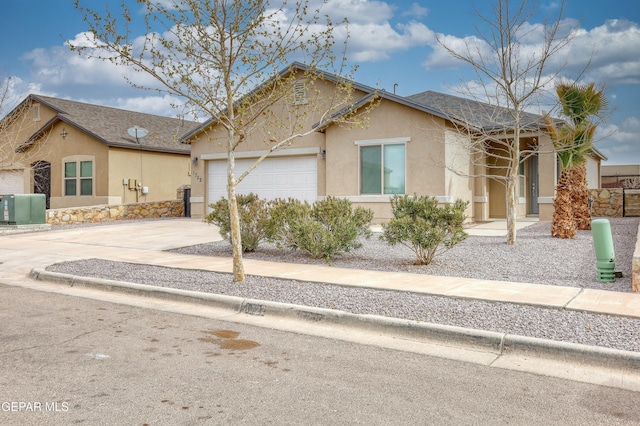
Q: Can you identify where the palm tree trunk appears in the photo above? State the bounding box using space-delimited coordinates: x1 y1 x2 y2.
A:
552 169 576 239
570 162 591 230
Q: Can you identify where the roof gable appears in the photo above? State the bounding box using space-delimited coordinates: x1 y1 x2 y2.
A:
183 62 452 140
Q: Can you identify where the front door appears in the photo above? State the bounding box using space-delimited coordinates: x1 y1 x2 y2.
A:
528 155 539 215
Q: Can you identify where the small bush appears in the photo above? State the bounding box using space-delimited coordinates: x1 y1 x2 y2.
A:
205 193 270 252
381 194 468 265
268 196 374 262
264 198 312 248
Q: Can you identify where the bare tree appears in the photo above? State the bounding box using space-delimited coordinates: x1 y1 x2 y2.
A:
0 76 53 202
72 0 372 281
435 0 576 244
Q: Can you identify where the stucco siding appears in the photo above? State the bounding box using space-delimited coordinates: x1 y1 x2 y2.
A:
108 147 190 205
187 76 350 214
444 129 473 216
325 100 448 199
38 122 110 208
537 135 556 221
585 156 600 189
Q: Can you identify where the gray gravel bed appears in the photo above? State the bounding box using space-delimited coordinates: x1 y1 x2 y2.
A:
173 218 638 293
47 218 640 352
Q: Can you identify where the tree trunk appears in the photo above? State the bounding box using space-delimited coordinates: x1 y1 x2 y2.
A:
505 173 517 245
228 187 245 282
552 169 576 239
570 162 591 230
227 147 245 282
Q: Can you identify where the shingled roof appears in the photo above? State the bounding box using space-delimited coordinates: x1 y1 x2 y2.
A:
22 95 197 154
406 90 546 132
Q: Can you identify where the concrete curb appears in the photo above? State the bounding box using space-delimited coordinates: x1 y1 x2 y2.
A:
30 268 640 371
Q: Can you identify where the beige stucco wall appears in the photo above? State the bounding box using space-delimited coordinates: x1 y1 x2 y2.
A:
585 155 601 189
108 147 190 205
2 100 190 209
1 100 60 192
189 130 326 219
185 76 561 223
323 99 454 222
602 164 640 176
32 120 111 208
444 129 474 217
187 76 361 218
536 134 557 221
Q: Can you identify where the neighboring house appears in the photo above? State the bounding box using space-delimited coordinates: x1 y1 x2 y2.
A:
601 164 640 188
0 94 197 209
183 63 605 223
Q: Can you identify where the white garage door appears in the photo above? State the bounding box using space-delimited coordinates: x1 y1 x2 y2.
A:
0 170 25 194
207 156 317 209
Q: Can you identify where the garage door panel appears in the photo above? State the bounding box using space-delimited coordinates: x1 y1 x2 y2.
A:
0 170 25 194
207 156 317 210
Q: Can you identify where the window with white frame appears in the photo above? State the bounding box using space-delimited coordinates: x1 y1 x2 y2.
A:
357 138 408 195
64 159 93 196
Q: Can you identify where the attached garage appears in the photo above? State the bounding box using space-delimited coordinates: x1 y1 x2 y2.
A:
0 170 25 194
207 154 318 209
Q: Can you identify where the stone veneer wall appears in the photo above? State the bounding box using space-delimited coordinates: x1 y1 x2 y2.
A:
46 200 184 225
589 188 623 218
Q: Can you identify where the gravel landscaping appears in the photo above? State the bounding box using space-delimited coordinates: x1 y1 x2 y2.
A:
46 217 640 352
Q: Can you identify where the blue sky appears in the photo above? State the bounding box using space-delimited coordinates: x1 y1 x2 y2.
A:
1 0 639 165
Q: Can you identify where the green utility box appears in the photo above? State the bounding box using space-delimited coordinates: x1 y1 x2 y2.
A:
0 194 46 225
591 218 616 283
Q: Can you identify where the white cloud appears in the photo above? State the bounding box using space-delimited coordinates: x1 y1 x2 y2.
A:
422 33 492 70
422 17 640 87
5 32 187 119
295 0 434 63
321 0 394 25
402 3 428 18
564 20 640 85
110 94 195 120
596 117 640 164
334 19 433 62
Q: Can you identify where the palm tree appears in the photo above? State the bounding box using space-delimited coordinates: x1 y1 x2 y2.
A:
545 117 579 238
545 82 607 238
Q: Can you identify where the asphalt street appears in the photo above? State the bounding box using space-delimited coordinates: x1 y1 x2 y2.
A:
1 283 638 425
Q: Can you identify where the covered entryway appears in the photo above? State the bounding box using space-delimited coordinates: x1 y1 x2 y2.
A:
33 161 51 209
207 156 317 210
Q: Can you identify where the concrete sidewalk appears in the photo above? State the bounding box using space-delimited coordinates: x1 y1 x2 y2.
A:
3 218 638 319
3 218 640 391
